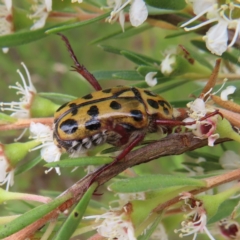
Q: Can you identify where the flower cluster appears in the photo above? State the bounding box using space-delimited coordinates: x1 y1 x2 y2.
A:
0 144 14 191
183 97 220 146
218 219 240 239
106 0 148 31
0 63 36 119
29 0 52 30
84 202 136 240
181 1 240 55
175 193 215 240
30 122 62 175
0 0 13 52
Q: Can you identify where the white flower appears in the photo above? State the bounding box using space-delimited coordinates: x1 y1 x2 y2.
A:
219 150 240 170
29 0 52 30
110 192 145 209
186 98 208 119
160 54 176 76
184 98 220 146
0 0 12 35
186 0 217 16
0 145 14 191
107 0 148 31
145 72 157 87
203 19 229 55
218 219 240 239
220 85 236 101
181 1 218 30
129 0 148 27
30 122 62 175
0 0 13 52
85 205 136 240
0 63 36 119
181 2 240 55
184 115 219 146
175 195 215 240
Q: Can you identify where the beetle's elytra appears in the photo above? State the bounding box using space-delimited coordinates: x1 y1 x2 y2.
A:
53 86 173 157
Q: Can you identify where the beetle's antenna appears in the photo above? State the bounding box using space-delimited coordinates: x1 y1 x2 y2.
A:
57 33 102 91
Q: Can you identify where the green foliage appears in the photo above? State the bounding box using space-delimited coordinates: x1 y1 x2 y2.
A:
109 174 206 193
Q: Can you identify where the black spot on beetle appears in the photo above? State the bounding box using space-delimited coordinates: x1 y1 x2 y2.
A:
130 110 143 121
110 101 122 110
102 88 112 93
144 90 157 97
87 105 99 117
158 100 171 115
60 119 78 134
158 100 171 109
69 103 77 108
163 108 169 115
74 212 79 217
82 93 93 99
85 119 101 131
56 102 69 112
165 101 172 109
71 108 78 116
147 99 159 109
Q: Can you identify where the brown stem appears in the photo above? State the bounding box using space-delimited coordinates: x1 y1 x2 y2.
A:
153 168 240 213
0 118 54 131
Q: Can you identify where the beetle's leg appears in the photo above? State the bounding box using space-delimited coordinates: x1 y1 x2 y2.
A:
155 110 222 127
58 33 102 91
88 133 145 187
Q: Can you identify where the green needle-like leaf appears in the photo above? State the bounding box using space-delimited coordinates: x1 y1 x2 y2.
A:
109 175 206 193
0 113 17 124
45 156 113 168
45 12 110 34
145 0 186 10
0 193 72 238
53 183 98 240
113 70 144 80
15 156 42 175
38 92 77 102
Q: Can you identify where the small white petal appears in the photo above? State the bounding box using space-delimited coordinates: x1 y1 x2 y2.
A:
219 150 240 169
0 157 9 182
30 12 49 30
0 156 14 190
188 98 207 118
183 117 196 129
191 0 217 15
208 133 219 146
160 54 175 76
41 144 61 163
220 85 236 101
30 122 53 143
145 72 157 87
3 0 12 11
204 20 228 55
119 10 125 31
44 0 52 12
2 47 9 53
71 0 83 2
129 0 148 27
